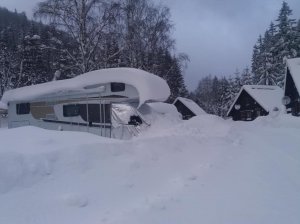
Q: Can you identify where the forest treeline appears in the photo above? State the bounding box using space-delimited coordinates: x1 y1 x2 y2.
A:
1 1 299 116
191 1 300 116
0 0 188 101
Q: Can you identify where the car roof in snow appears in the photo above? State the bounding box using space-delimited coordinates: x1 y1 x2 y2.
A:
286 58 300 93
174 97 206 116
227 85 283 116
1 68 170 107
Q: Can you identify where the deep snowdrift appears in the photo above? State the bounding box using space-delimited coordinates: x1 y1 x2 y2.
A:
0 114 300 224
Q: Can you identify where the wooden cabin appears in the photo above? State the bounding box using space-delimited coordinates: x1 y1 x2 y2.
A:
173 97 206 120
227 85 283 121
283 58 300 116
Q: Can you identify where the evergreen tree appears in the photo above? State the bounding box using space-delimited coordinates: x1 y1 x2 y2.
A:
273 1 297 86
0 41 16 95
251 43 260 84
18 35 49 86
252 35 264 84
240 67 253 85
258 25 278 85
156 50 188 102
296 19 300 56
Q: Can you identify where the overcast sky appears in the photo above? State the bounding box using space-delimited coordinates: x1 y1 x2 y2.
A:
1 0 300 90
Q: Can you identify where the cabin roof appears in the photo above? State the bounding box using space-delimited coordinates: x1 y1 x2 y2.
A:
1 68 170 107
0 101 7 110
227 85 283 116
286 58 300 92
174 97 206 116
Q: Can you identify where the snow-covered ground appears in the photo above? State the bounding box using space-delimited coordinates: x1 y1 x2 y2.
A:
0 114 300 224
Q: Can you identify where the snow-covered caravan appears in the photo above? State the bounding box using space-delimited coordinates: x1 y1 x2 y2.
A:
283 58 300 116
0 101 8 127
0 101 7 114
173 97 206 120
227 85 283 121
1 68 170 138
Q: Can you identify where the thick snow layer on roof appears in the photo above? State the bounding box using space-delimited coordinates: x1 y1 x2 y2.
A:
286 58 300 92
174 97 206 116
228 85 283 116
0 101 7 110
147 102 180 116
1 68 170 107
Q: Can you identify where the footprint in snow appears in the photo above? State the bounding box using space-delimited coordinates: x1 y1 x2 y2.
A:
62 193 89 208
188 175 198 181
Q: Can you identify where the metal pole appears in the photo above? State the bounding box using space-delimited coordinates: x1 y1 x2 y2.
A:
109 103 112 138
99 98 102 137
103 100 106 137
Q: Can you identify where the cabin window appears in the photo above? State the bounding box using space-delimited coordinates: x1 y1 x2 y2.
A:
241 110 252 121
79 104 111 123
16 103 30 115
111 83 125 92
63 104 80 117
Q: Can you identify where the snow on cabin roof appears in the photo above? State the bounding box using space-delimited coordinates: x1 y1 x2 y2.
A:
1 68 170 107
286 58 300 92
0 101 7 110
174 97 206 116
227 85 283 116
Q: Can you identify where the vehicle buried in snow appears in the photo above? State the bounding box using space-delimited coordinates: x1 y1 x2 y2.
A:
0 101 7 115
1 68 170 139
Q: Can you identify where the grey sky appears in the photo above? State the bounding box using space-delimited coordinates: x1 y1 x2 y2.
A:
1 0 300 90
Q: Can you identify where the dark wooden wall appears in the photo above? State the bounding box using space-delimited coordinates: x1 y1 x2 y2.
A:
174 100 196 120
228 90 268 121
284 69 300 116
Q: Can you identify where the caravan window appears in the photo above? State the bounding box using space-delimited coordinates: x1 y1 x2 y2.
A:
63 104 80 117
79 104 111 123
111 83 125 92
16 103 30 115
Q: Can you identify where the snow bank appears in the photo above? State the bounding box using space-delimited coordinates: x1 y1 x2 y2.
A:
1 68 170 107
0 114 300 224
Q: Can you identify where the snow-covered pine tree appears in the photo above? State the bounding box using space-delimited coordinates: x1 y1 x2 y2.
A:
258 24 278 85
240 66 253 86
193 75 213 114
226 75 239 106
0 42 15 96
155 50 188 102
18 34 49 86
167 56 189 102
295 19 300 56
251 43 260 84
252 35 264 84
218 77 231 117
273 1 297 87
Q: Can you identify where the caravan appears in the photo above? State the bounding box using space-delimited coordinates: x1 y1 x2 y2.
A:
1 68 170 139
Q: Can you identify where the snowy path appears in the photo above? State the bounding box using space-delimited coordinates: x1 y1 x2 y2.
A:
0 115 300 224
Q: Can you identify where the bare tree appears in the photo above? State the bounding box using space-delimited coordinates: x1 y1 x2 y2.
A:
119 0 174 71
34 0 120 74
